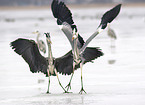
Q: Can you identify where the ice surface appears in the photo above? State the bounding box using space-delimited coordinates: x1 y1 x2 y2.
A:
0 6 145 105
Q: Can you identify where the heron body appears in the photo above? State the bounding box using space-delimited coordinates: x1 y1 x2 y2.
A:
10 33 103 93
107 26 117 40
34 31 46 54
107 25 117 48
51 0 121 93
38 40 46 54
11 33 69 93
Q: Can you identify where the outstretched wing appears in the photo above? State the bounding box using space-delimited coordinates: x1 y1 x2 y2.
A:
54 47 103 75
51 0 84 50
83 47 103 64
10 38 48 75
54 50 73 75
99 4 122 29
80 4 121 53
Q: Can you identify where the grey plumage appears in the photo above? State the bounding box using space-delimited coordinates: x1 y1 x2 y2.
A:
33 31 46 54
51 0 121 93
10 36 103 93
107 26 117 39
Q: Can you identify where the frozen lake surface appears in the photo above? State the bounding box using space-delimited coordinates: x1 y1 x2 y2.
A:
0 6 145 105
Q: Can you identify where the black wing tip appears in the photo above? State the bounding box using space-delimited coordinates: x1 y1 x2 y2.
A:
99 3 122 29
10 39 20 52
51 0 74 26
114 3 122 12
83 47 104 64
117 4 122 7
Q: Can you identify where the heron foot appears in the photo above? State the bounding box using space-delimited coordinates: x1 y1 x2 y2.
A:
65 83 71 91
46 91 51 94
79 87 87 94
63 91 72 94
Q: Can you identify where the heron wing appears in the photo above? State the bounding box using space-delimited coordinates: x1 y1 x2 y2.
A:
10 38 48 75
54 47 103 75
51 0 85 50
100 4 122 29
80 4 121 53
83 47 104 64
54 50 74 75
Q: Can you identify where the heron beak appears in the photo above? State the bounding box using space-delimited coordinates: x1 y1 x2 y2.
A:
72 36 75 41
50 40 52 44
32 31 39 34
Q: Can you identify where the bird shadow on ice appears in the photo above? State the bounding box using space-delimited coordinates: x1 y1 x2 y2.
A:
21 93 88 105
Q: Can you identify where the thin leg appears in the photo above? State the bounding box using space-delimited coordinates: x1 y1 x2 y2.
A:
54 69 70 93
79 63 86 94
46 71 50 94
65 73 74 91
65 61 75 91
110 38 115 48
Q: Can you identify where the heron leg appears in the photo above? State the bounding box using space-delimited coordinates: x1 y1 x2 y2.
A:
54 69 70 93
79 62 86 94
65 73 74 91
46 71 50 94
65 61 75 91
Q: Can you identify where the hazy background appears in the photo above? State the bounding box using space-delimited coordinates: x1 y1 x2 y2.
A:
0 0 145 105
0 0 145 6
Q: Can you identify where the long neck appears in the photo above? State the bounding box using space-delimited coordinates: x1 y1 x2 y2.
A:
73 38 80 62
47 39 55 75
36 33 40 42
47 41 53 62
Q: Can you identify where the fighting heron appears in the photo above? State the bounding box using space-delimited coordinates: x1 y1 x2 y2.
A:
32 31 46 54
51 0 121 93
10 33 103 93
11 33 69 93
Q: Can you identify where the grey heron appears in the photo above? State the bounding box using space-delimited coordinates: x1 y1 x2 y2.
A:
11 33 68 93
51 0 121 93
10 33 103 93
107 25 117 48
32 31 46 54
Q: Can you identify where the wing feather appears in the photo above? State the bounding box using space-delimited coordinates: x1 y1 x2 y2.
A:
55 47 103 75
10 38 48 75
51 0 85 49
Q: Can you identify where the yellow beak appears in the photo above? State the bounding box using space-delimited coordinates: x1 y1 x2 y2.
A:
32 32 36 34
72 36 75 41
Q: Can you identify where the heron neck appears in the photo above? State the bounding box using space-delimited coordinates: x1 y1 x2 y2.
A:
47 40 55 75
36 33 40 42
73 38 80 63
47 42 53 62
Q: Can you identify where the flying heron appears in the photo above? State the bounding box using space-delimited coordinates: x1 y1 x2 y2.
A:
51 0 121 93
32 31 46 54
10 33 103 93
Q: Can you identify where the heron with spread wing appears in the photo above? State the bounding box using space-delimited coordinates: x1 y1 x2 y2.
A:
51 0 121 93
11 33 103 93
11 33 70 93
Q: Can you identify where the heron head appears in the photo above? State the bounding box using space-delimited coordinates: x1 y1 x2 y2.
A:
72 29 78 41
32 30 39 34
44 33 52 44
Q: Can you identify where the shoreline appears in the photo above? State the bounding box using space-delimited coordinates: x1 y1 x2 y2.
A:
0 3 145 10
